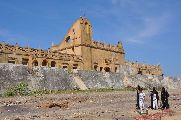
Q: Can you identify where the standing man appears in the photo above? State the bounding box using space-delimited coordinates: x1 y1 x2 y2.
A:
139 87 145 113
136 85 141 109
161 87 169 109
150 87 159 109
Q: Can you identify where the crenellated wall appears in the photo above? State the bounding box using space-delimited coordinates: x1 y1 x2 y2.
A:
91 41 124 53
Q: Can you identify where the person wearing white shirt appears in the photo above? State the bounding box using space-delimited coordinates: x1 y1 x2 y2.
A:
139 88 145 113
150 87 159 110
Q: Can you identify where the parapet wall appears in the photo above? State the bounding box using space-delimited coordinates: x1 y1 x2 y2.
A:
0 43 82 61
0 43 83 70
125 61 163 76
91 41 124 53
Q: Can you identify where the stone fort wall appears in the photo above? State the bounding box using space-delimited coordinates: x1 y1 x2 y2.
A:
0 64 180 94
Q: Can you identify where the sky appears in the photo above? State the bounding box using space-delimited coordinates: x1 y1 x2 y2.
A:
0 0 181 77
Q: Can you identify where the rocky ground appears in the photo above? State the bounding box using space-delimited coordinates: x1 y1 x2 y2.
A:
0 89 181 120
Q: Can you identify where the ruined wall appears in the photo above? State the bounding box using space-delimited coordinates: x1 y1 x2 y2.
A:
28 67 77 91
0 16 162 75
0 64 180 94
90 41 124 72
0 64 125 93
0 43 83 70
0 64 77 93
125 61 163 76
50 17 125 72
77 70 124 89
161 77 181 89
51 17 92 52
0 64 30 93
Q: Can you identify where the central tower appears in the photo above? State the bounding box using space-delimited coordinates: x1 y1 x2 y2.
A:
51 17 93 70
51 16 125 72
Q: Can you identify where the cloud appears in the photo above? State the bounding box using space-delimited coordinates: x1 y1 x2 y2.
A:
125 13 171 44
109 0 172 44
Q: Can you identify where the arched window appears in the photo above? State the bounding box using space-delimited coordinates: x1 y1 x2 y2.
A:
32 60 38 66
100 67 103 72
66 36 71 43
51 61 56 67
104 67 110 72
73 64 78 69
94 65 98 71
138 68 142 75
42 60 47 66
115 67 117 72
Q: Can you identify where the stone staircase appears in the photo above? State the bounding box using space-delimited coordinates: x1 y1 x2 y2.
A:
73 75 88 90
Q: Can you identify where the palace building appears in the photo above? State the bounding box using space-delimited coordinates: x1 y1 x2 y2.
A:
0 17 162 75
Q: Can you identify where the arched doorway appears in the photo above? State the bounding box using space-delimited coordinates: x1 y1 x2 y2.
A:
104 67 110 72
138 68 142 75
42 60 47 66
115 67 117 72
94 65 98 71
51 61 56 67
32 60 38 66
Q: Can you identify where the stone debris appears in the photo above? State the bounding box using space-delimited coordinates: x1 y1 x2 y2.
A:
37 101 69 109
0 90 180 119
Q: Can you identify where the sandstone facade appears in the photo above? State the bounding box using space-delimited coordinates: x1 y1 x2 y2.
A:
0 17 162 75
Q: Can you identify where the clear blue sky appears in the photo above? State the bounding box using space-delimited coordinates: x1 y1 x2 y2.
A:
0 0 181 77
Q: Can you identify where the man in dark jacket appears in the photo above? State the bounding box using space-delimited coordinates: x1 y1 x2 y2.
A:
161 87 169 109
136 85 141 109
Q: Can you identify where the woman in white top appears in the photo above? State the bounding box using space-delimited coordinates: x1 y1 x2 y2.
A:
139 88 145 113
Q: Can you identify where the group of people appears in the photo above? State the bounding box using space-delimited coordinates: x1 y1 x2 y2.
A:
136 86 169 113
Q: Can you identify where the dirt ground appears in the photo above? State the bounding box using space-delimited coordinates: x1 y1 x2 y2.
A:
0 89 181 120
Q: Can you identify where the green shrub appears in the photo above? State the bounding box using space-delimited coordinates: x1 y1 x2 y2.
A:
3 82 30 97
4 87 16 97
15 82 30 96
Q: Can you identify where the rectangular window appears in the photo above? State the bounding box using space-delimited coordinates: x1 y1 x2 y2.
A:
8 60 15 64
22 58 29 65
